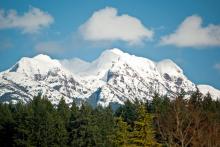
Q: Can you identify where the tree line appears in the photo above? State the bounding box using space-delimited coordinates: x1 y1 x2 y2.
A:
0 89 220 147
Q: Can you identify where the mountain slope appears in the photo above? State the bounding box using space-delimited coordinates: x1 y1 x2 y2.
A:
0 48 219 106
198 85 220 100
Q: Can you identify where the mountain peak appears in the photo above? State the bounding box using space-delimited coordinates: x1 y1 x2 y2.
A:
157 59 183 76
7 54 61 76
108 48 125 55
33 54 52 61
101 48 128 57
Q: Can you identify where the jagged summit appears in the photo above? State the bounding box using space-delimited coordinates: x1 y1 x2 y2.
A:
0 48 219 106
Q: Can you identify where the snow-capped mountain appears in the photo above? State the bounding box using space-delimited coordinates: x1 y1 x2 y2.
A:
0 48 219 106
197 85 220 99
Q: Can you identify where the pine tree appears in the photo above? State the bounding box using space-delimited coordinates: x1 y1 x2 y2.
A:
67 99 79 146
202 92 217 112
68 102 96 147
13 102 32 147
129 105 159 147
112 117 130 146
93 106 115 146
189 87 203 108
57 97 71 127
52 113 68 147
151 93 163 113
27 95 54 146
115 100 138 126
0 103 15 147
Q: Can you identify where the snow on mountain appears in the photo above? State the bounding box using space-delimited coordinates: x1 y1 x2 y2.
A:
0 54 92 104
9 54 62 77
0 72 72 105
0 48 219 106
73 49 122 77
198 85 220 100
157 59 183 76
156 59 195 94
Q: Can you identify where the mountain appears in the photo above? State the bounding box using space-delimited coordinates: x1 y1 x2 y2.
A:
0 48 219 106
197 85 220 99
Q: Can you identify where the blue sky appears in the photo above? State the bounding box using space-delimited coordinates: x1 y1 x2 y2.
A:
0 0 220 89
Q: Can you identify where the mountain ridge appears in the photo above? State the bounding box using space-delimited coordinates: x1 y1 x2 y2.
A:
0 48 219 106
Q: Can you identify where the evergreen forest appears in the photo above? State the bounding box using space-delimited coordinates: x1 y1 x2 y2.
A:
0 89 220 147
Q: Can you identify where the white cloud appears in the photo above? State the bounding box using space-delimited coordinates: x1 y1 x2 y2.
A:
0 7 54 34
160 15 220 48
214 64 220 71
35 41 62 54
79 7 153 45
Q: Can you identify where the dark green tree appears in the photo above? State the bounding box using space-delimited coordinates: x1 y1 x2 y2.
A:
129 105 159 147
13 102 32 147
68 102 96 147
0 103 15 147
57 97 71 127
115 100 138 126
52 113 68 147
93 106 115 146
112 117 130 147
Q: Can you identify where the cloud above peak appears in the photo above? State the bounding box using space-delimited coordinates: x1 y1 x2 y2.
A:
160 15 220 48
0 7 54 34
79 7 153 45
